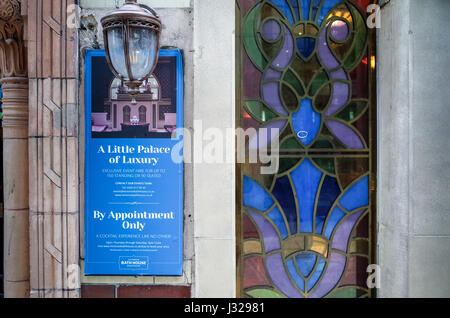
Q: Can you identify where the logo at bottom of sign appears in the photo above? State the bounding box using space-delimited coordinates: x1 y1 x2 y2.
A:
119 256 149 271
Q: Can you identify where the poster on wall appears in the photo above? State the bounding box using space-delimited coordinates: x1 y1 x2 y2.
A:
84 49 184 276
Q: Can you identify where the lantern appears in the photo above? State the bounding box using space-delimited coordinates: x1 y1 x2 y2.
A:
101 0 161 104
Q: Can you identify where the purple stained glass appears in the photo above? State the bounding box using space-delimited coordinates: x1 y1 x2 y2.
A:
266 253 304 298
262 81 289 116
330 69 348 81
246 210 281 253
240 0 374 299
330 20 350 42
353 110 369 146
324 82 350 116
318 26 340 70
261 19 281 42
263 68 282 80
309 253 346 298
271 26 294 69
332 209 366 252
326 120 364 149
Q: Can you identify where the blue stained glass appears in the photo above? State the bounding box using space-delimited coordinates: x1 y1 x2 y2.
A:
287 258 306 292
272 176 298 234
316 176 341 234
291 158 323 233
339 175 369 211
295 253 317 277
292 98 321 146
296 37 316 60
243 176 274 211
300 0 312 20
267 207 289 239
311 0 322 21
289 0 300 21
317 0 341 25
307 258 326 291
270 0 295 25
323 206 346 239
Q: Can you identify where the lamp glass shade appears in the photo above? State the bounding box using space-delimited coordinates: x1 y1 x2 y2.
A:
128 27 158 80
107 27 128 79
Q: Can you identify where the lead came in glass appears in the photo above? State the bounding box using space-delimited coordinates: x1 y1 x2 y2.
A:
238 0 375 298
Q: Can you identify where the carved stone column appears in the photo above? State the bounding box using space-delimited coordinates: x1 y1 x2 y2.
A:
0 0 30 298
27 0 80 298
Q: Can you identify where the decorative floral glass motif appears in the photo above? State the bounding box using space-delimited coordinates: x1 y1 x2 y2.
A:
237 0 376 298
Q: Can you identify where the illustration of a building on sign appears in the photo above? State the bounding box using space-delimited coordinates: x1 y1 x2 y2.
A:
91 56 178 139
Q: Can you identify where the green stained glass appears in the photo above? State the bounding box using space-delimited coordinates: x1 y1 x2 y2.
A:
281 84 299 111
291 55 322 89
283 69 305 97
311 137 334 149
313 83 332 112
280 137 304 151
326 287 367 298
247 288 286 298
309 69 329 96
335 100 368 122
318 124 346 149
243 4 268 71
313 158 336 175
279 157 302 174
344 5 368 70
261 38 282 62
244 100 280 123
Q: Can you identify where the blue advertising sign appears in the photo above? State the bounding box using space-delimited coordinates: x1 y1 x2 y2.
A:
84 50 184 276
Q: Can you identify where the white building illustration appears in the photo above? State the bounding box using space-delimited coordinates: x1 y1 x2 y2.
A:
92 75 177 135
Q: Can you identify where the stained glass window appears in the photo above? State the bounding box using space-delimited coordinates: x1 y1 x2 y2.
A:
237 0 376 298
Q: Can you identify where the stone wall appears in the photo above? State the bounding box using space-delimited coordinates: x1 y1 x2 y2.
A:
27 0 80 298
378 0 450 298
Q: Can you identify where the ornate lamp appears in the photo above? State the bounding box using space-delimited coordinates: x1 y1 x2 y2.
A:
101 0 161 104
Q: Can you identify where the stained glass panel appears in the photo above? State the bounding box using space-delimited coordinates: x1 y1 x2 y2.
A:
237 0 376 298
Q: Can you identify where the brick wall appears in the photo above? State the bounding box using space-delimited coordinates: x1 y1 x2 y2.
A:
81 285 191 298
